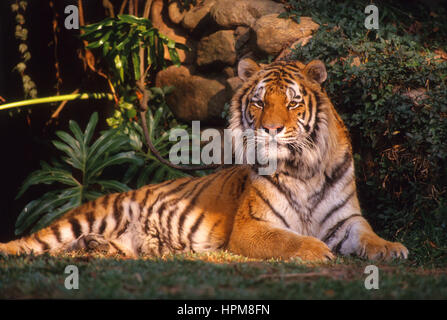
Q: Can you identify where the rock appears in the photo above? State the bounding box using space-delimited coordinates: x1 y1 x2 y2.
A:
234 26 251 50
223 66 235 78
196 30 237 67
274 35 313 61
211 0 285 28
168 1 186 24
150 0 195 64
155 65 232 124
182 0 216 31
253 15 319 55
226 76 243 92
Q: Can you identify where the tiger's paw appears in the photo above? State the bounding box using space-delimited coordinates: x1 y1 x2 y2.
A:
75 234 111 253
358 232 408 260
292 236 335 262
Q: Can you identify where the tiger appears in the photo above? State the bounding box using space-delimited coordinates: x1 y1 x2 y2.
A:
0 58 408 262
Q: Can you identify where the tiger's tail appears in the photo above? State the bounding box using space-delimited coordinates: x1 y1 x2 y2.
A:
0 222 72 256
0 202 102 256
0 190 138 256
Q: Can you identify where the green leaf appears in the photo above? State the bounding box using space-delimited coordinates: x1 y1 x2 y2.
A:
15 188 82 235
87 151 143 180
29 196 81 234
86 133 129 176
174 43 190 51
168 47 180 66
55 131 81 155
132 51 141 81
16 168 79 199
114 55 124 83
52 140 82 170
84 112 99 146
93 179 131 192
118 14 146 25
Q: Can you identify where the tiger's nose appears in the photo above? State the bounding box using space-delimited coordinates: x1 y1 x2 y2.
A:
262 124 285 136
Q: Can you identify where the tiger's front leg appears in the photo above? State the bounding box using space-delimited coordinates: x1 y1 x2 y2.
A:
228 220 334 261
227 189 334 262
322 214 408 260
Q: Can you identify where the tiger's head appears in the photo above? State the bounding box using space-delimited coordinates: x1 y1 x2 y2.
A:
229 58 342 175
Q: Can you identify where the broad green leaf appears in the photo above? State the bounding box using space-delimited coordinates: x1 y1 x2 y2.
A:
84 112 99 146
29 196 81 234
55 131 81 155
52 140 83 170
87 151 143 180
85 134 129 175
93 179 131 192
16 169 79 199
15 188 81 235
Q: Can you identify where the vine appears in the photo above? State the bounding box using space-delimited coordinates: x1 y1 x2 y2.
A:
11 0 37 107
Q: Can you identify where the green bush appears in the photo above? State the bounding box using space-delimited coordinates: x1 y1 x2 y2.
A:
286 0 447 265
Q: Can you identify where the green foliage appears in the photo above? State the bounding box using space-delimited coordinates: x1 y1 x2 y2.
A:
15 112 142 235
80 14 188 127
13 15 200 235
286 0 447 265
120 87 197 187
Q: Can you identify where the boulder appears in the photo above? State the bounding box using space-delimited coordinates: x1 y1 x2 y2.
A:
155 65 232 124
196 30 237 67
182 0 216 31
274 35 313 61
211 0 285 28
226 76 243 92
168 1 186 24
150 0 195 64
253 15 319 55
234 26 251 50
223 66 235 78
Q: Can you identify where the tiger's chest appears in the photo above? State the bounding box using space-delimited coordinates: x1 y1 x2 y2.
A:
254 172 338 236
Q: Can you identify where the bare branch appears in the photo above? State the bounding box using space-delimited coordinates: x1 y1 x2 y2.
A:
102 0 115 17
119 0 129 15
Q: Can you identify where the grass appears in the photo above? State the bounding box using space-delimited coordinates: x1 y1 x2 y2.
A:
1 251 447 299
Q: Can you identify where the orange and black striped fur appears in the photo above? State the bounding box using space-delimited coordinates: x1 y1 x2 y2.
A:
0 59 408 261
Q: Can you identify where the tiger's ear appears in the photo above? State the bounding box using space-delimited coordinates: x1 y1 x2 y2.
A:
238 58 260 81
303 60 327 84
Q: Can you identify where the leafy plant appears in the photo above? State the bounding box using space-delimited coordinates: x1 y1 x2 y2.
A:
15 112 142 235
80 14 188 127
122 86 201 187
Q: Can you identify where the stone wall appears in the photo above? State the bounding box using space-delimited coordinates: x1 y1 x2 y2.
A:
153 0 319 125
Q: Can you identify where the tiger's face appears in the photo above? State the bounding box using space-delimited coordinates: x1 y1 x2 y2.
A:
230 59 329 162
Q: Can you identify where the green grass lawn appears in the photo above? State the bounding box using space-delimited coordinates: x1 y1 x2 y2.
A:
1 251 446 299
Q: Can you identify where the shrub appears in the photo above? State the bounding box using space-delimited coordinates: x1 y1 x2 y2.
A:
286 0 447 265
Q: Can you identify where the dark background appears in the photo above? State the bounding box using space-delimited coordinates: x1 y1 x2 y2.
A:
0 0 111 242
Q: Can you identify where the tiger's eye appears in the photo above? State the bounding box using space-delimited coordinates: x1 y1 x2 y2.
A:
253 100 264 108
288 101 298 109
